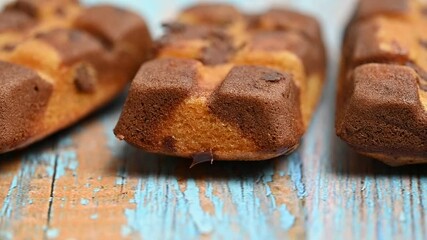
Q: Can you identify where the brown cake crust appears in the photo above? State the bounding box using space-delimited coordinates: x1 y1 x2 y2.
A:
0 0 151 153
114 58 197 148
209 66 304 151
0 61 53 151
336 0 427 166
114 3 325 161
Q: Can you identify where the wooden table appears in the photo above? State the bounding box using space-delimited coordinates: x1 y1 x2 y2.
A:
1 0 426 239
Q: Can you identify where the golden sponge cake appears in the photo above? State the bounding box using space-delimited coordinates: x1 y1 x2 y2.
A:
114 4 326 161
0 0 152 153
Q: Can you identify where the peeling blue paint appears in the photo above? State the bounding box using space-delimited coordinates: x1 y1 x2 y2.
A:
121 159 297 240
80 198 90 206
0 176 18 219
184 179 213 234
46 228 59 239
0 147 62 232
43 136 78 180
115 177 126 186
204 182 224 220
0 231 13 240
53 150 79 179
227 177 274 239
121 225 132 237
262 163 277 208
278 205 295 230
287 153 307 199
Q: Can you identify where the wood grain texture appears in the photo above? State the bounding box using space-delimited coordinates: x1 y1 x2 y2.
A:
2 0 427 239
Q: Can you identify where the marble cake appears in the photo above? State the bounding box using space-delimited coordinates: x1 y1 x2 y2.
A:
114 4 326 161
0 0 152 153
336 0 427 165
